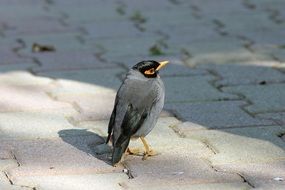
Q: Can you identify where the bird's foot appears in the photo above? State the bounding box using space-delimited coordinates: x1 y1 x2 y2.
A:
143 149 158 160
126 147 144 156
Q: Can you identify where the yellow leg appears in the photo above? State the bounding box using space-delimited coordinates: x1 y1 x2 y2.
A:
126 147 143 156
140 137 158 160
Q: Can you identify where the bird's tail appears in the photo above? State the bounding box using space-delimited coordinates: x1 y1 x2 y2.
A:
112 137 131 166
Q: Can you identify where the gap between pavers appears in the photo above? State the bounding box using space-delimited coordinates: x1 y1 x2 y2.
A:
222 83 285 114
173 123 285 165
163 75 238 103
194 61 285 86
165 101 274 128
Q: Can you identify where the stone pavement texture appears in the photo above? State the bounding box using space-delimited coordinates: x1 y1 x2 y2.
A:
0 0 285 189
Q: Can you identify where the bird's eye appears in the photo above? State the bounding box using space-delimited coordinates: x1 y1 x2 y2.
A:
144 68 155 75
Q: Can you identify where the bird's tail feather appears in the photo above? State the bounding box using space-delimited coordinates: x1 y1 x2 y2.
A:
112 138 130 166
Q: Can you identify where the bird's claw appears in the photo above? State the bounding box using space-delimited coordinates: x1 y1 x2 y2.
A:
142 149 158 160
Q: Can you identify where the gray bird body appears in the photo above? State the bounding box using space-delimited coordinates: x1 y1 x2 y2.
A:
107 68 165 165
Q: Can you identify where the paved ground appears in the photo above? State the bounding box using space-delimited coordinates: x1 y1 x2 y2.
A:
0 0 285 189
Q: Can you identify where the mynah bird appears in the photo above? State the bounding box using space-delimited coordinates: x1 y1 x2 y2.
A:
106 60 168 166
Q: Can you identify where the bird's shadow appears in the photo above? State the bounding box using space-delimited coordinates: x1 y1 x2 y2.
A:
58 129 113 165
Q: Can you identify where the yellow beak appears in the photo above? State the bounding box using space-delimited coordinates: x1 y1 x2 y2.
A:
156 60 169 71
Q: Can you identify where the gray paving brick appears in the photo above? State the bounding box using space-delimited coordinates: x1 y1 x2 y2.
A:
182 37 269 66
257 112 285 125
1 173 32 190
57 92 116 121
0 112 80 139
0 84 76 114
32 52 115 73
189 0 247 15
83 20 142 39
197 63 285 86
181 125 285 165
0 71 51 86
215 161 285 190
4 17 71 37
165 101 274 128
13 173 128 190
49 79 116 98
164 75 238 103
52 3 123 24
126 182 251 190
223 84 285 113
0 4 49 22
17 32 87 56
0 159 18 171
3 136 121 177
125 150 242 189
89 36 163 58
39 67 125 90
142 7 200 29
272 48 285 62
166 23 219 45
0 49 31 66
0 63 36 73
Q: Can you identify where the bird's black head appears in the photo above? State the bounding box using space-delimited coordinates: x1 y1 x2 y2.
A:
132 60 168 78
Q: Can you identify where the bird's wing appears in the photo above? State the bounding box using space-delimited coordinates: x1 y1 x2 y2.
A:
106 97 118 144
115 104 148 146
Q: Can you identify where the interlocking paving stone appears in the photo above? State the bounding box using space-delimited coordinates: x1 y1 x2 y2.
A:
52 2 123 24
89 36 164 59
166 23 219 45
38 67 125 90
83 20 142 39
0 112 80 139
164 75 238 103
0 149 13 160
1 171 32 190
196 62 285 86
0 84 76 114
215 161 285 190
256 112 285 125
32 51 115 73
13 173 128 190
0 71 51 86
182 37 270 66
57 92 116 121
0 159 18 171
17 32 87 55
223 84 285 113
4 17 71 37
272 48 285 62
165 101 274 128
0 63 36 73
0 4 49 22
3 136 121 177
126 182 251 190
0 49 31 66
189 0 247 15
179 125 285 165
239 24 285 46
124 150 242 189
49 79 116 99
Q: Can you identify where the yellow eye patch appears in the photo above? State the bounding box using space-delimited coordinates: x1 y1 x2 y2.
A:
144 68 155 75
